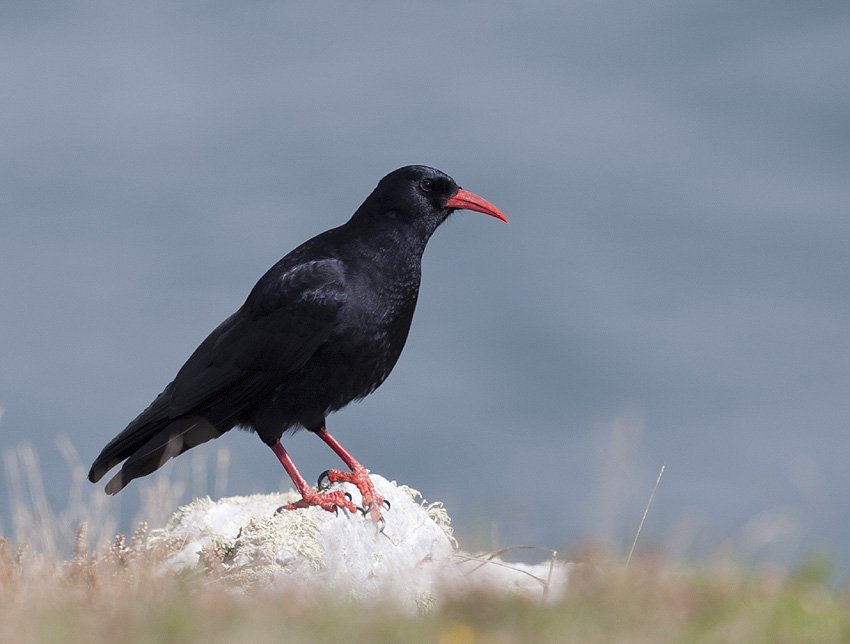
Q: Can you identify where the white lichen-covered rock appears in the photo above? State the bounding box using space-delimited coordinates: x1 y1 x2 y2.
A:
149 474 571 612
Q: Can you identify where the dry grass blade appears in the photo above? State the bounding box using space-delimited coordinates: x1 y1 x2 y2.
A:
457 544 559 605
626 464 665 568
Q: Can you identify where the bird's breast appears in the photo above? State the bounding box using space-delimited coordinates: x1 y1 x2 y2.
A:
325 287 418 400
266 281 418 430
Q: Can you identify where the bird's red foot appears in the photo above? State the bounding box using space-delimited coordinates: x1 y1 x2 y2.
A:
319 465 388 522
279 487 357 515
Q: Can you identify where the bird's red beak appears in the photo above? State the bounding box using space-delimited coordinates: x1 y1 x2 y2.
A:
445 189 508 223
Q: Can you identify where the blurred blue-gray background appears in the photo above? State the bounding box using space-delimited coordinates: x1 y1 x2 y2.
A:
2 2 848 573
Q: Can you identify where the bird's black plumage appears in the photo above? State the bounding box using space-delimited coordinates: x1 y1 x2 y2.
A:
89 165 506 508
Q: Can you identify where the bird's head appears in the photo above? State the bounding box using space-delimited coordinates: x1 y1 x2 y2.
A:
356 165 508 235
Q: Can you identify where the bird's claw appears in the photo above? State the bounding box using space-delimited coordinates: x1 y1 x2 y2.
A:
276 487 357 516
317 470 332 491
354 502 388 533
319 466 388 523
356 497 389 516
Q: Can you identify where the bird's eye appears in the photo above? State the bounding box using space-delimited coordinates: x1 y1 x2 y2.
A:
419 179 433 192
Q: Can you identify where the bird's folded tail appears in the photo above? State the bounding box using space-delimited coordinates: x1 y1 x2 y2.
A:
89 416 224 494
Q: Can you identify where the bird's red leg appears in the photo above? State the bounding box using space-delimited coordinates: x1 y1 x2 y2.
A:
270 440 357 515
314 427 387 522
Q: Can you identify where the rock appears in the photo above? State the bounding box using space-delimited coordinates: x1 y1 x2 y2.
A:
149 474 571 612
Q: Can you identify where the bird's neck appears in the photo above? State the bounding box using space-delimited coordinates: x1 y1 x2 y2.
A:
346 217 431 272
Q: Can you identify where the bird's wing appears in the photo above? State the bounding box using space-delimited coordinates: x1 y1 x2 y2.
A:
166 258 348 417
89 258 349 484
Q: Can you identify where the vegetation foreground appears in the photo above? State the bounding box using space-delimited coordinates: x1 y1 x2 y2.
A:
2 527 849 644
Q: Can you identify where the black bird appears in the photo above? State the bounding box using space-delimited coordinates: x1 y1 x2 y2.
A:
89 165 507 520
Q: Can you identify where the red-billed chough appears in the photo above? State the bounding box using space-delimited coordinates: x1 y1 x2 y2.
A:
88 165 507 521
